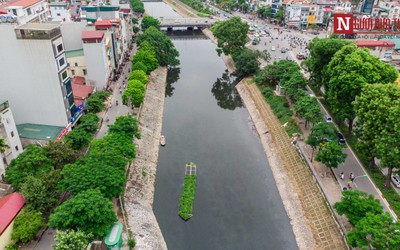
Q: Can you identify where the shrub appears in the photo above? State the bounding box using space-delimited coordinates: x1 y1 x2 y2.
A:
132 61 148 73
128 70 149 84
128 237 136 249
12 208 44 244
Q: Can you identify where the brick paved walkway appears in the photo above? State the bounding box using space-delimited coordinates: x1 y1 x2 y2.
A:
244 80 347 250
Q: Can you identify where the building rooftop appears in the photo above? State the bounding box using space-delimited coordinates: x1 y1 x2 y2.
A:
356 40 395 48
0 193 25 236
72 83 94 106
82 30 104 42
0 0 43 13
0 99 7 106
94 18 120 29
16 123 65 140
16 22 61 31
49 1 68 7
65 48 84 58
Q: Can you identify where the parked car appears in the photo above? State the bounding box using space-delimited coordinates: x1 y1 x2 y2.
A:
271 46 276 51
281 48 287 53
312 31 320 35
392 174 400 188
337 133 346 145
296 53 305 60
324 115 333 122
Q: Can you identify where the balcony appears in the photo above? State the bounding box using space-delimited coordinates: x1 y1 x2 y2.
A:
15 23 61 40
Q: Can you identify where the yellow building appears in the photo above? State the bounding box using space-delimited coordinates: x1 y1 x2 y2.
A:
65 48 87 78
0 193 25 249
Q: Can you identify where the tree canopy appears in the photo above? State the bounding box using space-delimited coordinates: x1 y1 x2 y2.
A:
43 141 76 169
12 208 44 244
49 189 117 237
294 96 322 127
54 230 92 250
141 16 160 31
315 141 347 169
234 48 260 78
306 122 337 150
211 16 249 57
132 47 159 74
334 190 383 226
128 70 149 84
137 27 180 66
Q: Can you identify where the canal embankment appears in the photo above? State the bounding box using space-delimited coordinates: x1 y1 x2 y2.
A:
124 67 168 250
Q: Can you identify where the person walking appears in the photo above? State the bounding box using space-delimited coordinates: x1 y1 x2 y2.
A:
350 172 355 181
340 172 344 180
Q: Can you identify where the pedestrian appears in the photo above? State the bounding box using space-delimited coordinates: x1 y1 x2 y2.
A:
350 173 355 181
347 181 353 189
340 172 344 180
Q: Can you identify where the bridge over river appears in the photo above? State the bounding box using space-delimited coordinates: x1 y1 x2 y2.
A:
159 17 216 29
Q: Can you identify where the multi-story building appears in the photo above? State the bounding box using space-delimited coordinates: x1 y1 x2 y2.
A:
314 0 335 26
0 100 23 180
0 0 49 25
49 1 69 20
66 48 87 77
271 0 283 16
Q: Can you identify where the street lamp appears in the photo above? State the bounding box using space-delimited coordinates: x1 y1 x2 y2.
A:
353 174 368 188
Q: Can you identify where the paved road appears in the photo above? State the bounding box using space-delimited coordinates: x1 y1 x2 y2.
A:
232 12 398 220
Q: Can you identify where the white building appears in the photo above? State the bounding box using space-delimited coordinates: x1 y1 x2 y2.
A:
0 100 22 180
82 30 109 90
49 1 69 20
0 0 50 25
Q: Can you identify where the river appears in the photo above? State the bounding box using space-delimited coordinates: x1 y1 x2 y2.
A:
147 2 297 249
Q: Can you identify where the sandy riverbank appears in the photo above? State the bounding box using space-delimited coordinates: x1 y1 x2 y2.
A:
124 67 168 250
236 81 315 250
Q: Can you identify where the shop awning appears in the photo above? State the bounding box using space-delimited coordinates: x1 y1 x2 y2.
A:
324 7 332 12
287 22 300 26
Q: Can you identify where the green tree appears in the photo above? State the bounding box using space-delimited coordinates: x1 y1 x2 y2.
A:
122 85 144 107
315 141 347 172
86 96 105 113
308 23 318 29
131 17 138 24
12 208 44 243
306 122 337 159
91 133 136 161
274 6 284 24
303 38 351 89
211 16 249 57
141 16 161 31
234 48 260 78
136 27 180 66
89 91 110 101
64 129 91 150
54 230 92 250
77 113 100 134
132 48 159 74
347 212 400 249
353 84 400 169
49 189 117 237
127 79 145 93
128 70 149 84
108 115 140 138
132 25 140 34
43 141 76 169
294 96 322 128
333 190 383 226
5 145 53 190
280 72 306 102
0 138 9 172
20 171 62 213
131 1 144 14
325 44 398 136
132 61 148 73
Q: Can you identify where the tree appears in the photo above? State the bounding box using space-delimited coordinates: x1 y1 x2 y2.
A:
211 16 249 57
43 141 76 169
77 113 100 134
54 230 92 250
333 190 383 226
141 16 160 31
0 138 9 173
128 70 149 84
254 49 271 63
353 84 400 169
122 85 144 107
89 91 110 101
12 208 44 243
306 122 337 159
49 189 117 237
132 25 140 34
86 96 105 113
234 48 260 78
108 115 140 138
136 27 180 66
5 145 53 190
280 72 306 102
131 17 138 25
303 38 351 89
127 79 145 93
132 61 148 73
132 48 159 74
294 96 322 128
325 44 398 136
308 23 318 30
91 133 136 161
315 142 347 172
60 157 126 198
64 129 91 150
20 171 62 213
131 1 144 14
273 6 284 24
347 212 400 249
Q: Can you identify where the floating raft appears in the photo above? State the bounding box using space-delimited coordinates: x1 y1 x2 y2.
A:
178 162 197 221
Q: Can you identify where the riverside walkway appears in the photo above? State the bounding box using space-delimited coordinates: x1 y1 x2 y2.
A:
241 81 347 250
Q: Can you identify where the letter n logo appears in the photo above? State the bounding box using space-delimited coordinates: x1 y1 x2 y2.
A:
334 14 353 34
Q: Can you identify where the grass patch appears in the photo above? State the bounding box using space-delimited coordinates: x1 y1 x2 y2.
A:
259 86 302 136
179 164 197 221
197 12 209 17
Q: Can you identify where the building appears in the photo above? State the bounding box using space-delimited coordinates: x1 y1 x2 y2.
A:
0 100 22 180
0 0 50 25
65 48 87 77
72 82 95 107
0 193 25 250
49 1 69 20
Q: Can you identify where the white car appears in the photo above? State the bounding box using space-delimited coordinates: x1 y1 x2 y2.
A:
271 46 276 51
392 174 400 188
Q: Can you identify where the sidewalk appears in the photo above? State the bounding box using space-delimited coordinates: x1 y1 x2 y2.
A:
237 80 347 250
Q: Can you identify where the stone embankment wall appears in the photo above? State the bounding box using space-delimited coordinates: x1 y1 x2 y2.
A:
124 67 168 250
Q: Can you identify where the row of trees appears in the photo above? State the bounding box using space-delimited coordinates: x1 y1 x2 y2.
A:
49 115 140 238
303 38 400 188
334 190 400 248
129 0 144 15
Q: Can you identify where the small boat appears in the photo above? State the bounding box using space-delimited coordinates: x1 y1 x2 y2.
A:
160 135 166 146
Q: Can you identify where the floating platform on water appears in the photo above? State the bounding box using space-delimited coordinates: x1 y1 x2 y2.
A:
179 162 197 221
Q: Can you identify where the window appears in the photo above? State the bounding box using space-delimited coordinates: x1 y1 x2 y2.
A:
74 62 78 66
11 131 14 137
12 9 17 16
71 69 75 75
67 63 70 67
83 69 87 75
61 70 68 80
59 57 65 67
27 8 32 15
57 43 63 53
15 146 19 151
57 13 61 16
